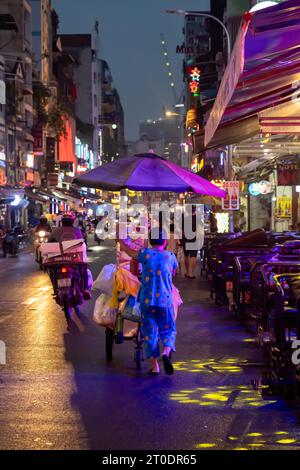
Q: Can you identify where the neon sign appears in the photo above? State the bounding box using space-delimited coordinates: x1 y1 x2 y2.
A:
188 67 200 97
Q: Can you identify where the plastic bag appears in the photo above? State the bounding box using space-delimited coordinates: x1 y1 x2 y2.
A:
85 268 93 289
92 293 117 328
173 285 183 320
93 264 116 295
121 295 141 323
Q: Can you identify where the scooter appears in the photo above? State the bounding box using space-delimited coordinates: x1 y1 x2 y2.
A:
2 230 19 258
52 264 92 322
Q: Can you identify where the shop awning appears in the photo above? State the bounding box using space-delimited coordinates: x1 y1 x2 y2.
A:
25 189 48 204
204 0 300 149
52 189 82 207
0 188 24 204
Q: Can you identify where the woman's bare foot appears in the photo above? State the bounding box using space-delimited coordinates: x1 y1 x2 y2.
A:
150 358 160 374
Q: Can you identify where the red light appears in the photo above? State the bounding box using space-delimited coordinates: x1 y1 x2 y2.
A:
242 11 253 22
61 267 68 273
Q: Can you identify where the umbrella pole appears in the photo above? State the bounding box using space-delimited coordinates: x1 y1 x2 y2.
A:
144 191 149 247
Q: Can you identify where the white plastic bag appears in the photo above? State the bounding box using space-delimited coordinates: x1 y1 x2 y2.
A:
92 264 116 295
86 268 93 289
92 293 117 328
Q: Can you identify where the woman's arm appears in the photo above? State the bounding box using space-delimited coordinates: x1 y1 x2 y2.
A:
118 239 139 260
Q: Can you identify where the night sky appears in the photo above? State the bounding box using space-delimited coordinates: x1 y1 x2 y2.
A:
52 0 210 141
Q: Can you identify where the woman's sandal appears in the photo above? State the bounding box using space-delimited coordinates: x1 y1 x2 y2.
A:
162 354 174 375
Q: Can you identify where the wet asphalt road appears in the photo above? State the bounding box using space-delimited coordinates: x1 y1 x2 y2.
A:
1 241 300 450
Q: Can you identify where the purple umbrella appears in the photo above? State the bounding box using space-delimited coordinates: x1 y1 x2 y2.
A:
73 153 225 197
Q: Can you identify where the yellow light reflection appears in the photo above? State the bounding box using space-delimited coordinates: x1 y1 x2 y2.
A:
276 439 297 444
196 443 216 449
169 385 277 409
195 430 300 450
173 357 245 374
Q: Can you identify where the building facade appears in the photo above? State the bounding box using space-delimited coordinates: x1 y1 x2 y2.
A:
100 59 125 162
60 28 102 170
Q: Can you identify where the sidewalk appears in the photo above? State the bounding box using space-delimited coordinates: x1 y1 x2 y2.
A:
168 268 300 450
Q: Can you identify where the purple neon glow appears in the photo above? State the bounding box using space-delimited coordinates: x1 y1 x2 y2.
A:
209 0 300 134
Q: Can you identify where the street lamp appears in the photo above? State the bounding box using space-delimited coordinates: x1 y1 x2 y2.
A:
165 110 180 117
166 9 231 64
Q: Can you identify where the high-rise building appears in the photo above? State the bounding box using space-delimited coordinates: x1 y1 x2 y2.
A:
136 118 181 163
30 0 58 186
60 26 102 169
100 59 125 162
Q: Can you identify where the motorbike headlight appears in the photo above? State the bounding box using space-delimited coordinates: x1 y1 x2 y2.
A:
38 230 46 237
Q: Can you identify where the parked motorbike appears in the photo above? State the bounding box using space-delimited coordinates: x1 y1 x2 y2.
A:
2 230 19 258
35 230 50 269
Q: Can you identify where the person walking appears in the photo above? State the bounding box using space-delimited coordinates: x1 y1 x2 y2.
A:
183 205 198 279
118 228 178 376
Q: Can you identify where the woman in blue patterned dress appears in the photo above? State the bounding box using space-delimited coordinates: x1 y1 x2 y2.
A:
119 228 178 375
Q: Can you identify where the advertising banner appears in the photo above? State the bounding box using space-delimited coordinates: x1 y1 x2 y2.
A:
221 181 240 211
275 195 292 218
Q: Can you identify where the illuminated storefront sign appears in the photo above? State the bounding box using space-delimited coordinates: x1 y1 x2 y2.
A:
185 108 198 129
77 163 88 173
191 156 204 173
75 136 93 168
26 170 34 183
249 180 272 195
0 167 6 186
188 66 201 97
26 153 34 168
59 116 76 163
